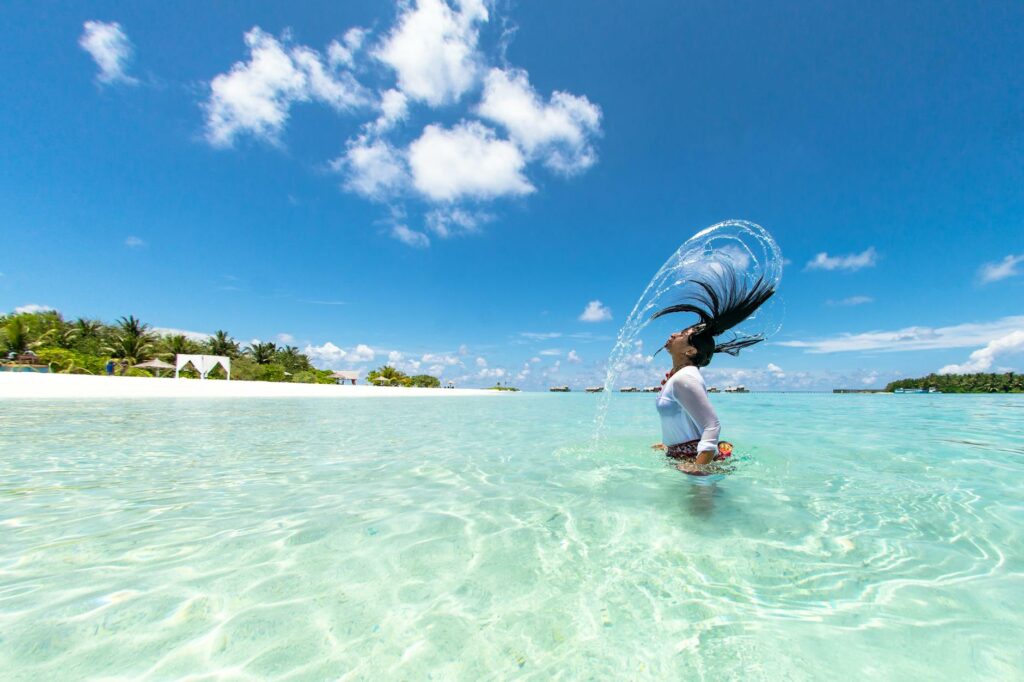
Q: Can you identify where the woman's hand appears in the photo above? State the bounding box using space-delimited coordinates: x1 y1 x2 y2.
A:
651 443 666 451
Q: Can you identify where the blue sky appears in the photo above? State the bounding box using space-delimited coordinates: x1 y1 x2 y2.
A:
1 0 1022 389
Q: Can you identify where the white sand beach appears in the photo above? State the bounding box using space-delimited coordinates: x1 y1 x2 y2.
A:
0 372 501 399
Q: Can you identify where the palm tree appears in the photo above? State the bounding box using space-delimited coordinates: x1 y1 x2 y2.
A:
275 345 309 372
2 317 30 355
247 341 277 365
208 330 240 357
104 315 155 367
366 364 407 386
73 317 104 340
160 334 197 360
40 321 77 349
117 315 148 338
106 334 154 367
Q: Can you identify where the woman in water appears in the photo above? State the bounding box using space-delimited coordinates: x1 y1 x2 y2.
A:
650 266 776 472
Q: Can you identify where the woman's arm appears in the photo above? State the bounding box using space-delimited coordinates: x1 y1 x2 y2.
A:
672 376 720 463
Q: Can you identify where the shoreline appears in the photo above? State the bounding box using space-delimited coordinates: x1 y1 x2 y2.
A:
0 372 501 399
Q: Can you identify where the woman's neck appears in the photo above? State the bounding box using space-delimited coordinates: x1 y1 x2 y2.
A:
669 355 695 375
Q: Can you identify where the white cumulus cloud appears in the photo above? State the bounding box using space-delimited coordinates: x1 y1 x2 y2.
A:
805 247 878 272
335 136 409 200
978 254 1024 285
14 304 56 315
350 344 376 361
408 121 534 201
567 349 582 364
422 352 461 366
79 21 138 86
938 330 1024 374
578 300 612 323
303 341 375 367
374 0 488 106
477 67 601 174
303 341 347 367
202 2 603 247
204 28 368 147
369 88 410 134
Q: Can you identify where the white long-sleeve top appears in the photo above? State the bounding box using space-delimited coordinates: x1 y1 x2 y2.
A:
656 365 721 452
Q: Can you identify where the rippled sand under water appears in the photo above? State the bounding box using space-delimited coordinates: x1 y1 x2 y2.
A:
1 394 1022 679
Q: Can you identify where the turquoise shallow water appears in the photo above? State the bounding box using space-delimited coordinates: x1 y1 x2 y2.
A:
1 394 1023 680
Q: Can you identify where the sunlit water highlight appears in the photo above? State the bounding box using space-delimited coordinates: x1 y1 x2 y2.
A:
2 394 1023 679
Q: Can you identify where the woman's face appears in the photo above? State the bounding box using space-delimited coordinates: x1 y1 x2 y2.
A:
665 327 698 359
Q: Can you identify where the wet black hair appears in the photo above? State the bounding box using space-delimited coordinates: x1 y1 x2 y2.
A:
651 262 776 367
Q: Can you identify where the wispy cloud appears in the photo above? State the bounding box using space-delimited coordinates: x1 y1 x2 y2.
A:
805 247 878 272
779 315 1024 353
938 330 1024 374
390 223 431 248
425 207 491 238
826 295 873 306
701 366 897 391
300 299 348 306
124 236 145 248
978 254 1024 285
520 331 562 340
79 21 138 86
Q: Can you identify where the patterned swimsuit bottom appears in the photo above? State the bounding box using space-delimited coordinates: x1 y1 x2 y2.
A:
665 439 734 461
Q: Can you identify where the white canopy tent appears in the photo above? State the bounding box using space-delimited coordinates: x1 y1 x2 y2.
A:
133 358 175 377
175 354 231 380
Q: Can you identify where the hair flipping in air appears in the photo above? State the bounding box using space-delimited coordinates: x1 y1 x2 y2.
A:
651 261 776 366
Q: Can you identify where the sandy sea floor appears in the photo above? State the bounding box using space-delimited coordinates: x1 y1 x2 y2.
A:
1 393 1022 679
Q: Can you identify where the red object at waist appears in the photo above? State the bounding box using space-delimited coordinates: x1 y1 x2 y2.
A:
665 440 733 461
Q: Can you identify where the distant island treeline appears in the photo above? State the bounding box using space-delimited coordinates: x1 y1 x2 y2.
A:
1 309 443 387
885 373 1023 393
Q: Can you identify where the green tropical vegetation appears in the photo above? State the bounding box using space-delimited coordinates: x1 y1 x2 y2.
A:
1 309 437 388
365 365 444 388
886 373 1024 393
487 382 520 391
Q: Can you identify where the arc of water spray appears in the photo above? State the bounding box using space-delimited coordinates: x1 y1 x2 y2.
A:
591 220 783 444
